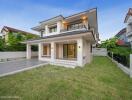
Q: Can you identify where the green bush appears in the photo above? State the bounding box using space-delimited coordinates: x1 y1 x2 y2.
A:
111 46 132 56
100 37 132 56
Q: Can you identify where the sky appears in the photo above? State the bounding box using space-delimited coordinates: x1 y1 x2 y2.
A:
0 0 132 41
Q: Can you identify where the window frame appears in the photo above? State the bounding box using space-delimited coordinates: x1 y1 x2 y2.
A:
49 26 57 33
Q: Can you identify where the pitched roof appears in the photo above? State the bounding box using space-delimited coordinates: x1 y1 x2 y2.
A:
39 15 64 23
115 28 126 37
124 8 132 23
1 26 38 36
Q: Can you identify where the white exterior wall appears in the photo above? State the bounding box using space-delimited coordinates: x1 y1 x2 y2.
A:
83 39 92 65
77 38 83 66
0 52 38 59
92 48 107 56
130 54 132 78
77 38 92 66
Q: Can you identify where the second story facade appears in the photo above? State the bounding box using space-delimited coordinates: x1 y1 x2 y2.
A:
32 8 99 42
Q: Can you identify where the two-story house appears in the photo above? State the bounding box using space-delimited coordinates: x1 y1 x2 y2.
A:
115 28 130 46
124 8 132 47
23 8 99 68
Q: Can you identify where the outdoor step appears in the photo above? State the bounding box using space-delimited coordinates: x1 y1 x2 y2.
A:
51 61 77 68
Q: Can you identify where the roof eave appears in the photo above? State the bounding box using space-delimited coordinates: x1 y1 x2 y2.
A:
39 15 64 24
22 30 93 44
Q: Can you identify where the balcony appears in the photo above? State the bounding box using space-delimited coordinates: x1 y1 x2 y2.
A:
60 24 88 33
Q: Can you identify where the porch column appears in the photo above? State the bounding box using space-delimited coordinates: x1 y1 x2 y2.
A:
38 43 43 60
26 44 31 59
57 21 61 33
77 38 83 66
45 25 49 35
51 42 56 62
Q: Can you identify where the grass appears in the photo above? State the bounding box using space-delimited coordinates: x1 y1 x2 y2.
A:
0 56 132 100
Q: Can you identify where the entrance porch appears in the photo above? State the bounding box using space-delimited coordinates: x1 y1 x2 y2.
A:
25 31 93 68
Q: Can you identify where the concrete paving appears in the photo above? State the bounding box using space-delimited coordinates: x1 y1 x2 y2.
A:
0 58 48 77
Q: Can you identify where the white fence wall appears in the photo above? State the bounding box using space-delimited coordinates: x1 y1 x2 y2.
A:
0 52 38 59
130 54 132 78
109 56 130 75
92 48 107 56
109 53 132 78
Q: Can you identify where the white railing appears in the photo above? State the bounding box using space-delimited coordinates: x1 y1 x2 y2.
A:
42 32 58 37
60 24 87 32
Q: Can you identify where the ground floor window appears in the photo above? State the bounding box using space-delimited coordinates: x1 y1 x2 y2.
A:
63 43 77 58
43 44 51 56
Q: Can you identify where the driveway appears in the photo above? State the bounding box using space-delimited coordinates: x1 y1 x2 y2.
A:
0 58 48 77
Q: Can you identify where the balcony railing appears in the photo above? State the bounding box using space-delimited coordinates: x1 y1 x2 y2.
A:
60 24 88 32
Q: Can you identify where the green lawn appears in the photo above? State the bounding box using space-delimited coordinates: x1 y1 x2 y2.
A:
0 56 132 100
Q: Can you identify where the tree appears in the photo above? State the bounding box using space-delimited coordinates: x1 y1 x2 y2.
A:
0 38 5 51
6 32 26 51
100 37 132 56
6 32 38 51
100 37 118 50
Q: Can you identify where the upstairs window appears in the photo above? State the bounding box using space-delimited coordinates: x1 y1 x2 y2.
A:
49 26 57 33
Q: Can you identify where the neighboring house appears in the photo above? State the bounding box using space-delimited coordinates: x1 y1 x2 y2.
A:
23 8 99 68
1 26 38 42
115 28 130 46
124 8 132 47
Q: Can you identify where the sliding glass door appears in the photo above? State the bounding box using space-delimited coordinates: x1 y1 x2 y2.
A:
63 43 77 58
